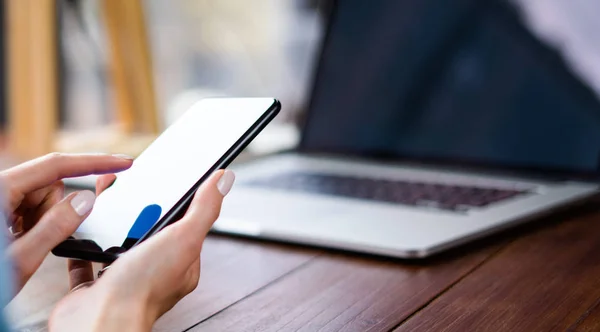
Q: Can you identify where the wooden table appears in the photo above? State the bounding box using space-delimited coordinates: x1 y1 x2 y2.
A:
8 199 600 331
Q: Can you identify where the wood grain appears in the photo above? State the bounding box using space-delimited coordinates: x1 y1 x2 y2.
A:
187 244 500 332
567 298 600 331
153 235 320 331
395 206 600 332
8 186 600 331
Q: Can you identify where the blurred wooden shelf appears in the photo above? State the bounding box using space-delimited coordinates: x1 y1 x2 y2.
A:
6 0 160 160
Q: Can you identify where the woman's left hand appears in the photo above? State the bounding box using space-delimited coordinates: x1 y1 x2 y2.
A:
1 153 133 292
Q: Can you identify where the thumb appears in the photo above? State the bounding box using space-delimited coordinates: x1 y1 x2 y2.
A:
173 170 235 252
8 190 96 287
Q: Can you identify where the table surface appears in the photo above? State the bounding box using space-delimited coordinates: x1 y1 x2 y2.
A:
7 198 600 332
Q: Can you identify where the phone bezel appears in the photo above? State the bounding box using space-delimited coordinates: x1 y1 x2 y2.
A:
52 98 281 263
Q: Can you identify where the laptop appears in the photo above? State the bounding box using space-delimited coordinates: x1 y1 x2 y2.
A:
214 0 600 258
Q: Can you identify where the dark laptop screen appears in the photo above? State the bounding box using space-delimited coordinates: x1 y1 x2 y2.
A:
301 0 600 177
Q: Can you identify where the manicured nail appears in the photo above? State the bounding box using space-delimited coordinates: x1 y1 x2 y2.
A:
113 154 134 160
71 191 96 216
217 170 235 196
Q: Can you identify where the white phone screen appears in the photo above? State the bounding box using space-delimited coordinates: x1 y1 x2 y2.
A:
74 98 276 251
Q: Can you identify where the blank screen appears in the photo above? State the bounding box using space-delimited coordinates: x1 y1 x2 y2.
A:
75 98 275 250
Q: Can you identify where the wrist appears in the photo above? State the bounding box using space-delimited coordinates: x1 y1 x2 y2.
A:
50 285 159 332
94 286 158 332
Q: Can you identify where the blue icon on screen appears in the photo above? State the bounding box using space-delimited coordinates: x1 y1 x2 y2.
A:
127 204 162 240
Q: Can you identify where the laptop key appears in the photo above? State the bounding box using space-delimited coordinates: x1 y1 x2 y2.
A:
245 172 531 212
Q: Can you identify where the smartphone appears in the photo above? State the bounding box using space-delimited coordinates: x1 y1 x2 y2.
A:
52 98 280 263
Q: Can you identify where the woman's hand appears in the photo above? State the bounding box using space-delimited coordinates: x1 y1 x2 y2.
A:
49 170 235 332
1 153 133 292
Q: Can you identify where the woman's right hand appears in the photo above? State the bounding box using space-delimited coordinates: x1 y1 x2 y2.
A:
48 170 235 332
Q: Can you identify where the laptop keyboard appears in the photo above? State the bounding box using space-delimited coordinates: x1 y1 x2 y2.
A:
245 172 533 212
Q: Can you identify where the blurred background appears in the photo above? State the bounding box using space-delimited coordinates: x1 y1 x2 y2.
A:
60 0 326 147
2 0 600 164
2 0 328 166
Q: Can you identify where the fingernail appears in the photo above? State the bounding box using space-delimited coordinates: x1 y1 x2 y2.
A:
71 191 96 216
113 154 134 160
217 170 235 196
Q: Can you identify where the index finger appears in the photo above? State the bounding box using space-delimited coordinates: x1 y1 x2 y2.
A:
2 153 133 193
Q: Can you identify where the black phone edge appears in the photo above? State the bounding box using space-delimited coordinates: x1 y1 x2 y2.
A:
52 99 281 263
135 99 281 245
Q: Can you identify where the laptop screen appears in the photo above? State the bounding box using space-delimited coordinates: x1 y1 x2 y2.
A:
300 0 600 178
